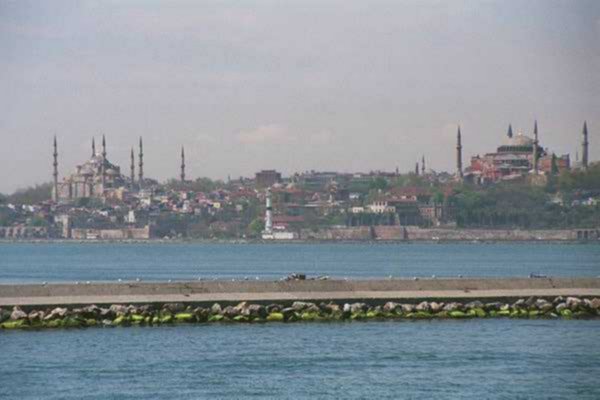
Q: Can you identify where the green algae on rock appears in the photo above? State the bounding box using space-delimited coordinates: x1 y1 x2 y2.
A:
1 296 599 331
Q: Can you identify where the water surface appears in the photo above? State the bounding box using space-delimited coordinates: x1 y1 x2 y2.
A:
0 242 599 283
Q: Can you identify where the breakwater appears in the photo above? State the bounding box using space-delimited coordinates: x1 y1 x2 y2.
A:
1 278 599 330
2 295 600 330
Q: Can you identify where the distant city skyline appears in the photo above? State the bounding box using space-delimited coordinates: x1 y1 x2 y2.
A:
2 0 599 193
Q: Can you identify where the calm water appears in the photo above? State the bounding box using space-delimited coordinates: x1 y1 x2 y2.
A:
0 242 599 283
2 243 600 399
1 319 600 399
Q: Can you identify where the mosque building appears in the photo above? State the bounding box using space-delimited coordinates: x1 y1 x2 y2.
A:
456 121 588 184
52 136 144 202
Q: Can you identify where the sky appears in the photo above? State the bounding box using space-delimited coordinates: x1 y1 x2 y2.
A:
1 0 599 193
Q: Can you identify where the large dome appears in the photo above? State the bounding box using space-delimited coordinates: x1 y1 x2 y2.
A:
505 133 534 146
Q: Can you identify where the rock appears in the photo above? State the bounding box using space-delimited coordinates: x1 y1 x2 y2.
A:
524 297 537 308
484 302 502 311
28 310 45 322
555 303 567 313
221 306 239 318
43 307 68 321
512 299 526 309
465 301 484 310
174 313 194 322
0 308 11 323
448 311 468 318
109 304 128 316
266 312 284 322
590 298 600 310
442 303 462 312
211 303 222 315
244 304 267 318
400 304 415 313
234 302 248 313
343 304 352 313
320 303 341 314
281 307 296 318
383 302 399 313
415 302 430 312
193 307 209 321
553 296 564 305
80 305 100 319
1 319 28 329
566 297 582 311
536 301 554 314
429 302 443 313
349 303 367 314
208 314 224 322
163 303 185 313
292 301 315 311
99 308 114 319
10 306 28 321
266 304 281 313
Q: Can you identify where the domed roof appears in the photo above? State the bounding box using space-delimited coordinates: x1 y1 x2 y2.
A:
505 132 534 146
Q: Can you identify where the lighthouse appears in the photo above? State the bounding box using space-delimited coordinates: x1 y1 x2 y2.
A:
264 188 273 234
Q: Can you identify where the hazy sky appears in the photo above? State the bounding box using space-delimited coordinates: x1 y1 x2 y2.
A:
1 0 599 193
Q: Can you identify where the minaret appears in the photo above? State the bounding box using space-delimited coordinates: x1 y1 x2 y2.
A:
532 120 539 173
130 147 135 185
456 125 463 178
421 155 426 175
52 136 59 203
582 121 589 170
92 137 96 157
507 124 513 139
101 134 107 188
138 137 144 186
180 146 186 182
415 162 419 176
265 188 273 234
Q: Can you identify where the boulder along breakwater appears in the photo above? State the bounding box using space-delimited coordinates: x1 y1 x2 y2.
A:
1 278 599 330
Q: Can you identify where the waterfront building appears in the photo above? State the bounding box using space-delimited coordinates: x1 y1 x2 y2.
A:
255 169 282 188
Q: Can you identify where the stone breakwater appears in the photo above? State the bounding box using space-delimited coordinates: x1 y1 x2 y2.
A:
2 296 600 330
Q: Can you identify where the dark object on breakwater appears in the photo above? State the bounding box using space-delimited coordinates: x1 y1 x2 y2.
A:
1 296 599 331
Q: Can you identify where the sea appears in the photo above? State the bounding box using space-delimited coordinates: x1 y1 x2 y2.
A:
1 242 599 399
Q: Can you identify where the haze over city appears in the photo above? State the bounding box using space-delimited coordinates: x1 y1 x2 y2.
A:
1 0 599 193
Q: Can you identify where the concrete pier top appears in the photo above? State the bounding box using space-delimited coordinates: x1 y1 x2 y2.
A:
1 278 599 308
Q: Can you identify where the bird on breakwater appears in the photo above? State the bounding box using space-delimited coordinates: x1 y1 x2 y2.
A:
255 277 260 280
42 282 47 286
458 275 463 278
135 278 141 282
118 278 122 282
75 281 79 285
85 281 90 285
168 279 172 283
432 275 436 279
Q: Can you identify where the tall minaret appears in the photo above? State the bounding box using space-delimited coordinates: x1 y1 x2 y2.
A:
415 162 419 176
421 155 426 175
582 121 589 170
130 147 135 185
180 146 186 182
265 188 273 234
52 136 59 203
92 137 96 157
532 120 539 173
456 125 463 178
101 134 107 188
138 137 144 186
507 124 513 139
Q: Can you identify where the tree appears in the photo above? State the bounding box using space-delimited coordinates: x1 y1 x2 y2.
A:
248 218 265 237
8 183 53 204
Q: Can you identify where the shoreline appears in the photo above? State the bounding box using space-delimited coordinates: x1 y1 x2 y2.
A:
1 238 599 245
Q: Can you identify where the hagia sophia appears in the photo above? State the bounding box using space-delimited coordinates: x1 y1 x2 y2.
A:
456 121 590 184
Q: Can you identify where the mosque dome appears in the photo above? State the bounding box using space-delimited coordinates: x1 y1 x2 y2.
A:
505 133 534 146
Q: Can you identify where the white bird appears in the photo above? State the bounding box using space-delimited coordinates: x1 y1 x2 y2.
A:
118 278 122 282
